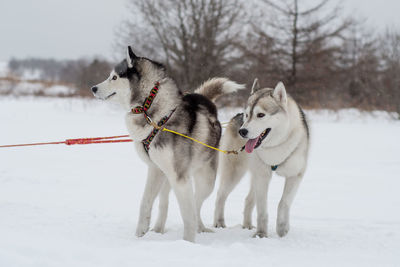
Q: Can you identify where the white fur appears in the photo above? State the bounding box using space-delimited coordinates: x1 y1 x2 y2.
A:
223 80 246 93
250 78 260 94
92 70 132 108
273 81 287 105
214 82 309 238
92 57 241 242
126 48 134 68
194 77 245 101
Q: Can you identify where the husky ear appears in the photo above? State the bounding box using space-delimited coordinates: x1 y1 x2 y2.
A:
273 81 287 105
126 46 137 68
250 78 261 94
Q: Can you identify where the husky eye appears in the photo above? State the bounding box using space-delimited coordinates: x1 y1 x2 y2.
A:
257 113 265 118
112 75 117 80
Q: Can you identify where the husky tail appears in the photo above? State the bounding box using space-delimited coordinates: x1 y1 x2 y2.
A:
194 77 245 102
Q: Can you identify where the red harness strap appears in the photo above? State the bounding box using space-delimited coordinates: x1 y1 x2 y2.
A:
64 135 132 145
0 135 132 148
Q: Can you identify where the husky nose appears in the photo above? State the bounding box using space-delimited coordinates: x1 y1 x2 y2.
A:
91 86 98 94
239 128 248 138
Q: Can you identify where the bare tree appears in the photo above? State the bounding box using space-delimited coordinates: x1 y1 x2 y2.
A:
244 0 352 105
335 24 383 109
74 59 111 96
379 29 400 117
116 0 245 90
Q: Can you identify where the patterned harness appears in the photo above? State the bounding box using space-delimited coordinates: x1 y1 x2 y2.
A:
131 81 175 152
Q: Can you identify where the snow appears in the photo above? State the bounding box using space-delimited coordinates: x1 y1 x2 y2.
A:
44 85 75 96
18 69 43 80
0 97 399 267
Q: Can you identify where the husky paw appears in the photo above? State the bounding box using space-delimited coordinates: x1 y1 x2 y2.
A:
277 222 289 237
135 225 149 237
252 231 268 238
198 226 215 233
242 221 255 230
152 225 165 234
214 219 226 228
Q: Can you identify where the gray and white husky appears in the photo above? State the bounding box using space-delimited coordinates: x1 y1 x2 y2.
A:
91 46 244 242
214 79 309 238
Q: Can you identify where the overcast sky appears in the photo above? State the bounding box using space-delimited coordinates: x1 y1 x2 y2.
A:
0 0 399 62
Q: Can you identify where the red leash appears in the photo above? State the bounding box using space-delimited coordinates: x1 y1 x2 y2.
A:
0 135 133 148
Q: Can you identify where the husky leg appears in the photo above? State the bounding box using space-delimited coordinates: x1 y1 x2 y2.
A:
136 165 165 237
214 154 247 228
152 180 170 233
193 159 217 233
242 177 256 229
152 151 197 242
276 175 303 237
252 159 272 238
167 174 197 242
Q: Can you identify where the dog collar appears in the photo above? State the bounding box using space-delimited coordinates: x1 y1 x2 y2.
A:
130 81 176 152
131 81 160 115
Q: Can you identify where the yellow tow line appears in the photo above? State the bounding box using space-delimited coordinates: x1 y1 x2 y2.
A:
149 121 240 155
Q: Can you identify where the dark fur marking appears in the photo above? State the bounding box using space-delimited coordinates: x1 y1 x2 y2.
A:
296 103 309 139
124 57 167 106
128 46 138 61
183 93 217 116
207 118 221 148
151 116 183 151
115 60 141 80
249 90 273 120
141 57 166 70
232 113 244 126
182 93 218 134
185 104 196 135
152 93 220 181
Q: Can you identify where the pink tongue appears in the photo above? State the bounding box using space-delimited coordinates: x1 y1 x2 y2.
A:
245 136 260 153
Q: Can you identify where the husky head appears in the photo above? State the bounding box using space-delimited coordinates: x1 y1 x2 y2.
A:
91 46 166 109
239 79 290 153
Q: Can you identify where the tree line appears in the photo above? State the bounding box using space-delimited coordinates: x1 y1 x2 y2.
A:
116 0 400 114
8 58 111 97
7 0 400 115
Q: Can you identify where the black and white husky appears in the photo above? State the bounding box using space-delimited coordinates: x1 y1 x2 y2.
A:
214 79 309 238
91 46 243 242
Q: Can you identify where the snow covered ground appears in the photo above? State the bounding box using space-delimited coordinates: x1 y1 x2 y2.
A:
0 80 75 96
0 97 399 267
